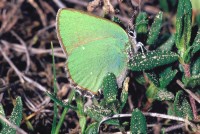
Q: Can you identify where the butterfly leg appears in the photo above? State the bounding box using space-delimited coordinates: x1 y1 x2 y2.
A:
136 42 147 54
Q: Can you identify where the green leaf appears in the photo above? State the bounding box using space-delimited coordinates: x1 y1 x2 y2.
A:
184 74 200 88
86 105 113 122
0 97 23 134
0 104 5 132
191 57 200 76
130 108 147 134
175 0 192 58
182 46 192 63
55 90 75 134
86 104 120 125
51 42 58 134
104 119 120 126
167 103 175 116
158 34 175 51
0 105 5 116
145 71 160 87
147 12 163 46
100 99 119 114
9 97 23 125
155 90 174 101
46 91 74 109
128 50 178 71
134 72 146 85
135 12 148 34
85 122 98 134
159 0 169 12
120 77 129 112
191 28 200 57
146 83 158 102
102 73 118 102
76 93 85 116
159 67 178 88
79 116 86 134
174 91 193 120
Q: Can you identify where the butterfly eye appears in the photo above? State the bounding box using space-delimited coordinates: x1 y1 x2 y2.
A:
128 30 136 39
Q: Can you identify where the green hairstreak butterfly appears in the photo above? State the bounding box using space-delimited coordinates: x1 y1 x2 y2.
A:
56 8 135 94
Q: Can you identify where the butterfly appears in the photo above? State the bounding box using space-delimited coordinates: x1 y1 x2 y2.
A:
56 8 139 94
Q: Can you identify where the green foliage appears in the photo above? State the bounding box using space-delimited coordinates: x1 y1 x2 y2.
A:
85 122 98 134
174 91 193 120
51 42 58 134
158 34 175 51
184 74 200 88
145 71 160 87
147 12 163 45
75 94 87 133
128 50 178 71
145 67 177 102
86 105 112 122
47 91 75 109
135 12 148 34
191 57 200 76
159 0 169 12
79 116 87 134
120 77 129 112
86 73 129 126
159 0 177 12
146 83 158 102
175 0 192 61
102 73 118 102
0 97 23 134
54 90 75 134
159 67 178 88
130 108 147 134
155 90 174 101
191 28 200 57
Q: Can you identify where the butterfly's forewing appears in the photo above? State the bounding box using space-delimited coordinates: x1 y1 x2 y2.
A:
56 8 129 93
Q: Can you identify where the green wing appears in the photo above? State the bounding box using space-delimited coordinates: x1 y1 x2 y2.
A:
56 8 129 93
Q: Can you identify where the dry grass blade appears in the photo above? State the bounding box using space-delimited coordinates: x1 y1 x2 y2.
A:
11 31 31 73
0 0 24 35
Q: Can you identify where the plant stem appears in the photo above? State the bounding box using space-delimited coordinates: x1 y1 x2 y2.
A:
183 63 197 119
183 63 190 77
55 90 75 134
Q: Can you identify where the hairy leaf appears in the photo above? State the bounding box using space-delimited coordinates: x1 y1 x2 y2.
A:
174 91 193 120
147 12 163 45
128 50 178 71
130 108 147 134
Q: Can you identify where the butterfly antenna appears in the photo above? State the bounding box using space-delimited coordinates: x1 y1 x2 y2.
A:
127 10 137 32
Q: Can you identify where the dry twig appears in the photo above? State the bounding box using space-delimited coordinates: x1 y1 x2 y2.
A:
11 31 31 73
28 0 47 26
176 80 200 104
0 44 47 92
